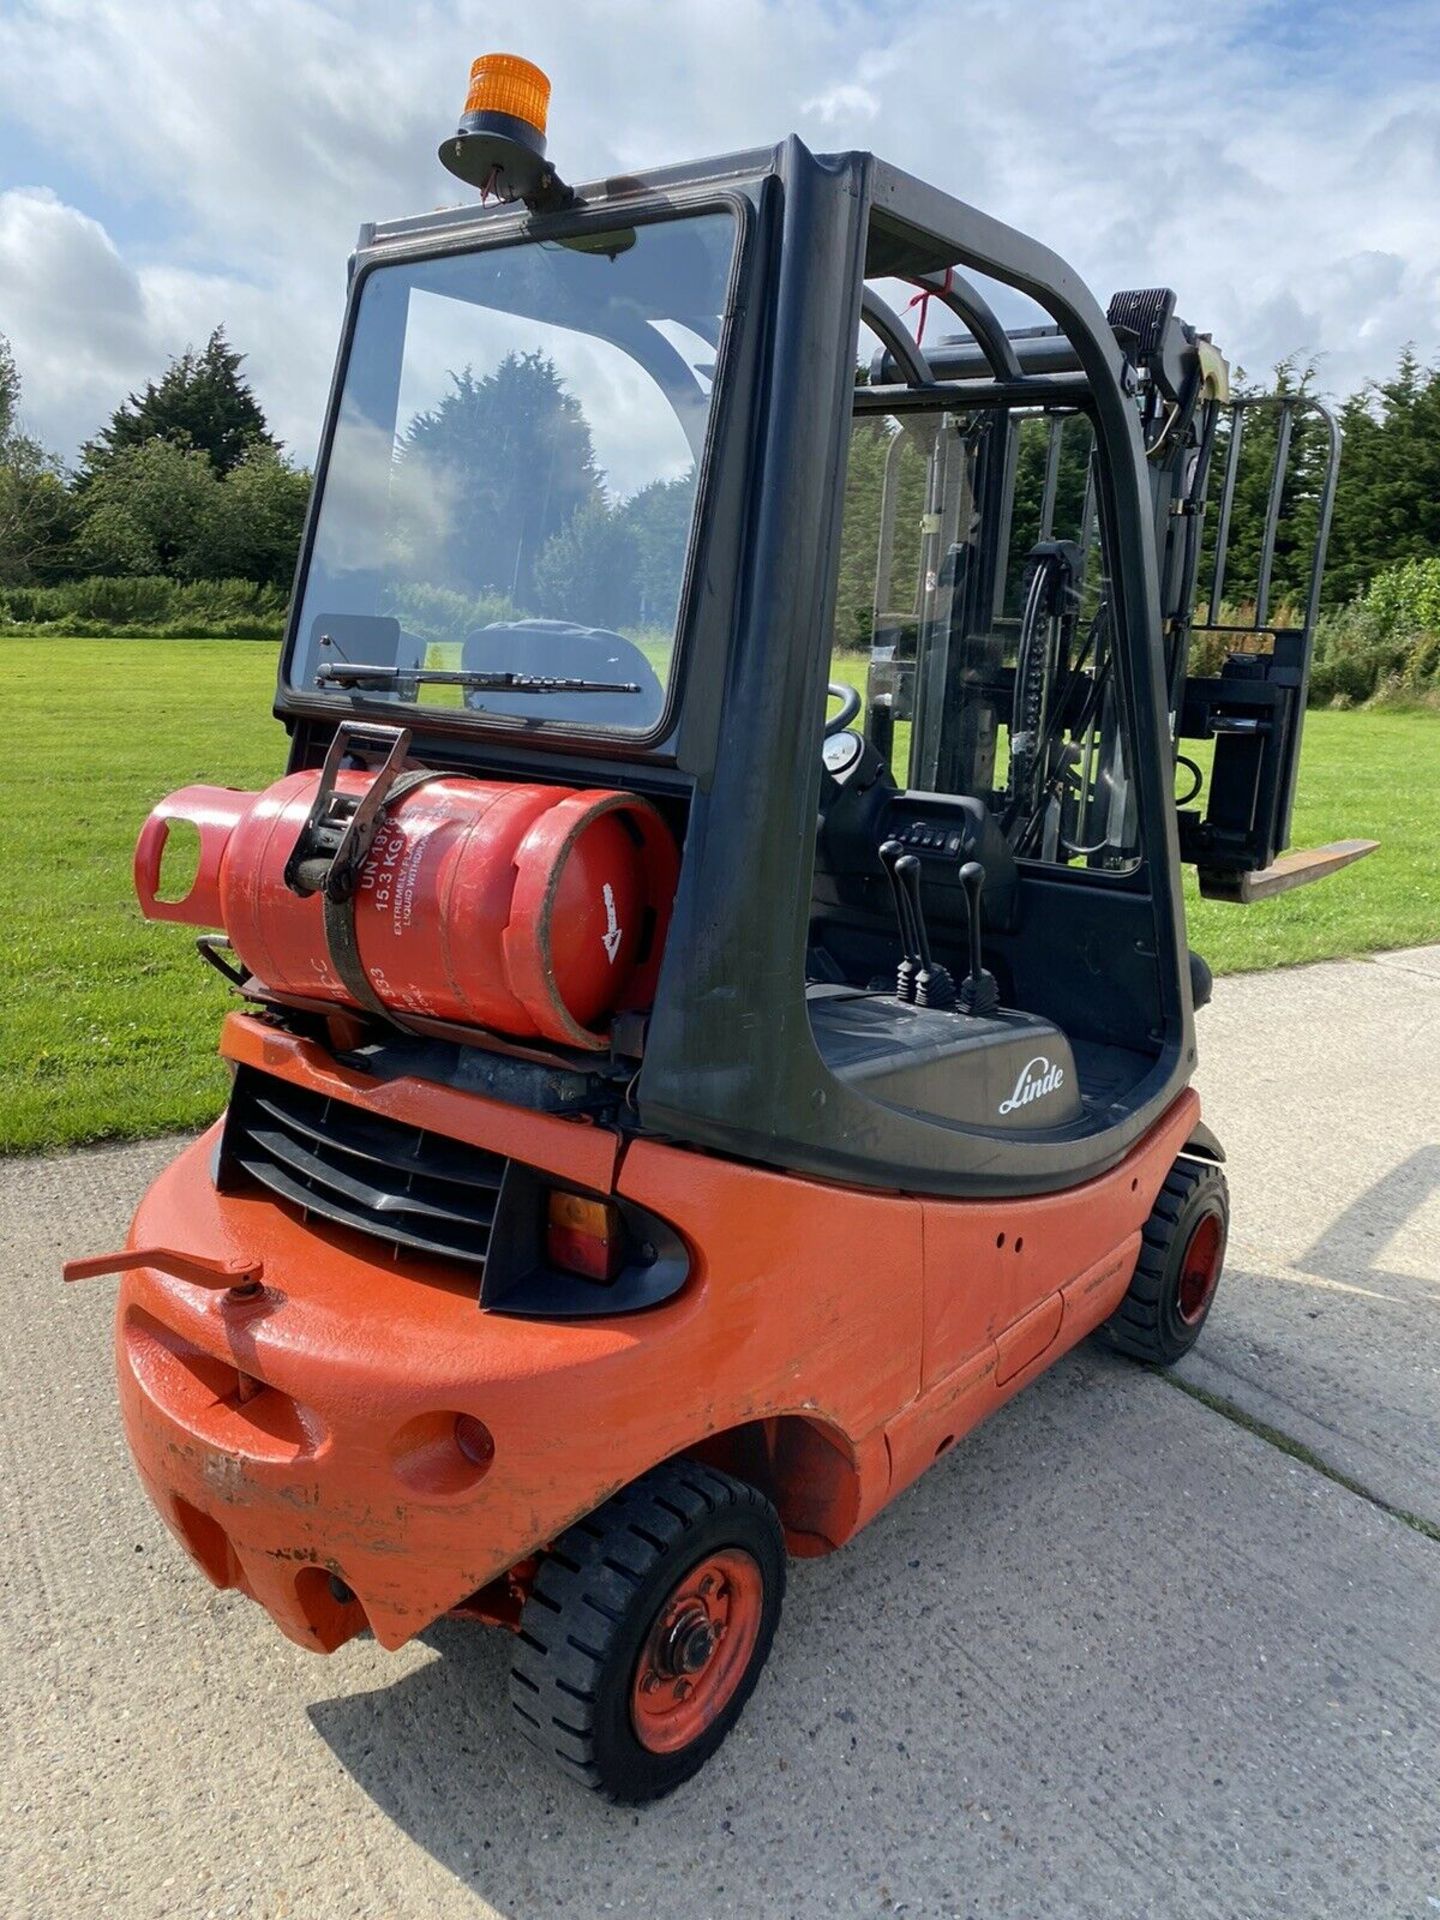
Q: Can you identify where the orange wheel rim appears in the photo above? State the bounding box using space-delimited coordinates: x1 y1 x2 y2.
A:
1178 1212 1223 1324
630 1547 764 1754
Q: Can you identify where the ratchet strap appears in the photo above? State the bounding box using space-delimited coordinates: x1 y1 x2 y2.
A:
283 721 439 1029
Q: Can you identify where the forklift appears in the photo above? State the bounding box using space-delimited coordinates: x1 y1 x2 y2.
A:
68 55 1374 1802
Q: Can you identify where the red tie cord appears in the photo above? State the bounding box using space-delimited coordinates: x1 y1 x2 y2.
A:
906 267 955 347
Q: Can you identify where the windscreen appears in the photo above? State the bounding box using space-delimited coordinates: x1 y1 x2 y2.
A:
287 209 738 733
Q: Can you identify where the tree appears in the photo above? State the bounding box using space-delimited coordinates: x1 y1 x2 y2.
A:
400 352 603 609
533 498 640 629
72 436 312 586
81 326 277 482
198 446 311 587
74 439 221 577
1005 411 1093 614
0 445 75 584
1193 360 1334 620
621 474 697 630
831 417 927 653
1325 351 1440 604
0 332 76 584
0 335 19 445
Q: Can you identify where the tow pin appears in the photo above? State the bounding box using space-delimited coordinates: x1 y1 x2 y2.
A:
63 1247 266 1303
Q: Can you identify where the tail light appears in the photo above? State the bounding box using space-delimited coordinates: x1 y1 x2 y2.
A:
546 1191 624 1282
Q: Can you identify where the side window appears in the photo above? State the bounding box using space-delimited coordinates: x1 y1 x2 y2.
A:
828 396 1142 874
830 412 931 785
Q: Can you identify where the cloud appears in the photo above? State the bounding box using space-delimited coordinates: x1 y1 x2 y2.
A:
0 189 151 454
802 83 881 124
0 0 1435 467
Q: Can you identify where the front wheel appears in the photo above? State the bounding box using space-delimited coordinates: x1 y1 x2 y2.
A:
509 1461 786 1803
1098 1156 1229 1365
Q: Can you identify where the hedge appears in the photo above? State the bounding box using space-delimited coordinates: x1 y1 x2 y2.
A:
0 575 287 638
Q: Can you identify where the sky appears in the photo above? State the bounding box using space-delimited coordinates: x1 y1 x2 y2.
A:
1 0 1437 470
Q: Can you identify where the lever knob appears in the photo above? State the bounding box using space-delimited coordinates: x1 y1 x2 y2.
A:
897 853 955 1012
957 860 1000 1017
878 838 919 1004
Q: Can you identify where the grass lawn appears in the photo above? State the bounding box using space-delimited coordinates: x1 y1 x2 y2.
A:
3 637 1437 1154
1184 712 1439 972
3 639 284 1154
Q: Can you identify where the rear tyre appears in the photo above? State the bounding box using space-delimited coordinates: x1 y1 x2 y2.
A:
1099 1157 1229 1366
509 1461 786 1804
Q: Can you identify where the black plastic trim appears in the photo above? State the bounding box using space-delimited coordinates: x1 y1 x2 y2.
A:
478 1163 691 1320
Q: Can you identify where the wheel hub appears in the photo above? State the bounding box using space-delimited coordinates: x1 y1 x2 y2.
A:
630 1547 764 1754
656 1604 717 1676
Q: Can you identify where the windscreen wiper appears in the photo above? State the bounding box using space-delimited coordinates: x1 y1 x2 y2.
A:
315 663 641 696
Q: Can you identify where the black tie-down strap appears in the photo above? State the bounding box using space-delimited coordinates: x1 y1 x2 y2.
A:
320 862 427 1024
283 721 437 1028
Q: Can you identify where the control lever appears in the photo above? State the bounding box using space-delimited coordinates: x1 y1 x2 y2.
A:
878 839 920 1003
957 860 1000 1016
896 854 956 1011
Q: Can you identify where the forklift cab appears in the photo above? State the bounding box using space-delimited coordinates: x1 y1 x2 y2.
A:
276 136 1340 1199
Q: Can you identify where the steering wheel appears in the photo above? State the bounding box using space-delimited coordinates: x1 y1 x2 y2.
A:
825 680 862 737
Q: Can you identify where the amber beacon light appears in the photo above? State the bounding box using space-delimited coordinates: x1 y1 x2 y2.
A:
465 53 550 133
439 52 573 212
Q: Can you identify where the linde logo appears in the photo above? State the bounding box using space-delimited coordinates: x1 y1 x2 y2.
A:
999 1055 1065 1115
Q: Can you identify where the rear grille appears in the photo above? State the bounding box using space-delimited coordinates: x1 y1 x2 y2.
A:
219 1068 507 1270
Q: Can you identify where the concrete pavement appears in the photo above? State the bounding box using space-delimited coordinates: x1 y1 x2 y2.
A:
1178 943 1440 1533
2 951 1437 1920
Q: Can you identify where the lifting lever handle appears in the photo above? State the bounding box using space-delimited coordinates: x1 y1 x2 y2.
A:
63 1246 265 1299
896 854 956 1012
957 861 1000 1017
878 839 920 1004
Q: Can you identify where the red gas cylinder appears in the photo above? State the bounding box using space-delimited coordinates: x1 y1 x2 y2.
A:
133 769 678 1050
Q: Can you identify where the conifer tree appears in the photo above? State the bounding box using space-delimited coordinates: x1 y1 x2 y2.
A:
1325 351 1440 603
81 327 276 481
400 351 603 608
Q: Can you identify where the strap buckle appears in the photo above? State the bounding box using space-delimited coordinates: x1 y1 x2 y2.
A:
283 721 415 901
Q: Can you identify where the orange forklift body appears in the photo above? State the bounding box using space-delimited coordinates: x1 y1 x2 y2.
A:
114 1012 1197 1655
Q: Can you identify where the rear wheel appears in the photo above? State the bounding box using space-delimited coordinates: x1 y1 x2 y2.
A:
1099 1157 1229 1365
509 1461 785 1803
